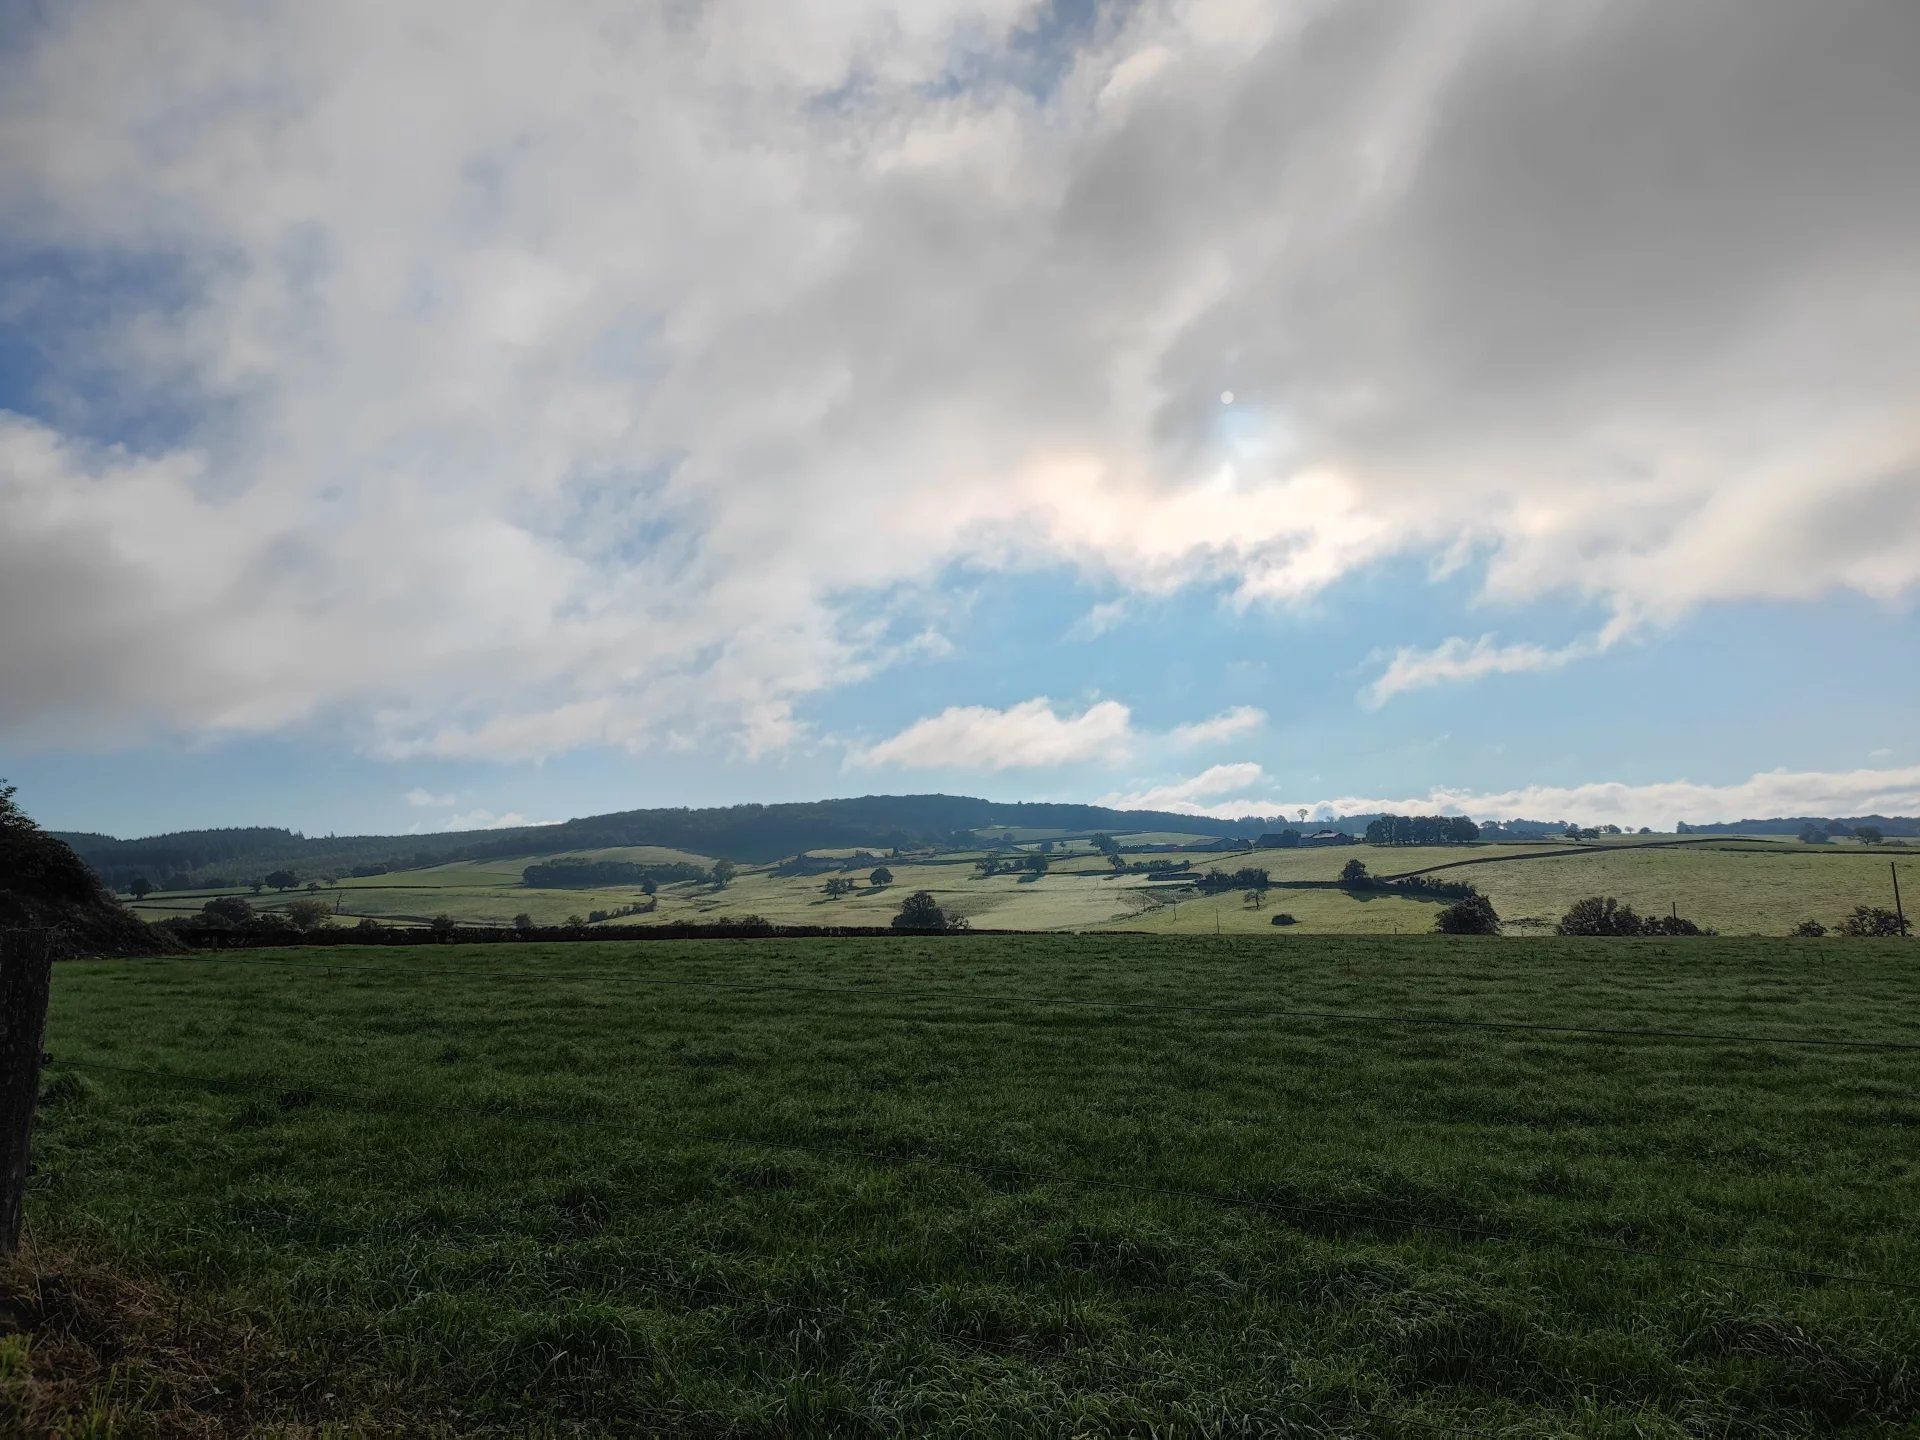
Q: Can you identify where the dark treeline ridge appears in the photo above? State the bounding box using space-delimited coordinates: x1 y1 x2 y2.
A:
54 792 1587 891
521 858 713 889
1676 814 1920 837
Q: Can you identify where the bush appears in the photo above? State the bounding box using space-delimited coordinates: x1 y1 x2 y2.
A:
1555 896 1645 936
284 897 331 931
1434 894 1501 935
1835 906 1912 938
1269 913 1297 926
1338 858 1372 887
1791 919 1827 937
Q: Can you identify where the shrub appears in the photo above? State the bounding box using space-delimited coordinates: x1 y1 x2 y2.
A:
513 912 534 931
1835 906 1912 938
284 897 331 931
1269 913 1297 926
1555 896 1644 936
1791 919 1827 937
1434 894 1501 935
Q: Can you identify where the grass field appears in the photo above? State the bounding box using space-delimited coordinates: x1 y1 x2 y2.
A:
18 936 1920 1435
121 835 1916 938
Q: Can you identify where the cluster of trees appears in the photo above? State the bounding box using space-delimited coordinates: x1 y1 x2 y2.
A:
1193 867 1272 896
1363 815 1480 846
165 894 335 934
1434 894 1501 935
1794 908 1911 938
977 854 1049 878
1335 859 1482 902
1798 823 1889 845
1554 896 1709 937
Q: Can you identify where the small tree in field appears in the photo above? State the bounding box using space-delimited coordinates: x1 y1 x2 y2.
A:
711 858 737 888
513 912 534 931
1338 858 1371 888
1836 905 1911 938
892 890 950 930
250 879 265 895
286 898 330 931
128 876 153 900
265 869 297 893
869 866 894 887
1435 894 1500 935
1854 825 1885 845
429 914 457 939
823 876 855 898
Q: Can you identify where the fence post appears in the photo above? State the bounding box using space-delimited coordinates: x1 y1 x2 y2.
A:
0 928 54 1255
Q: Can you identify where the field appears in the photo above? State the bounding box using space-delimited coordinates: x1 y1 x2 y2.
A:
18 935 1920 1436
124 834 1918 938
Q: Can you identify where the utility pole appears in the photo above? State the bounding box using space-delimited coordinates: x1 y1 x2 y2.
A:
1895 863 1908 937
0 929 54 1255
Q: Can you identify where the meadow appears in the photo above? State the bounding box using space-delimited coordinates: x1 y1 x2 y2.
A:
123 832 1917 939
17 935 1920 1436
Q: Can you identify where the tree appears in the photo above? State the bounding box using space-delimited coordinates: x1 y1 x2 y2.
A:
128 876 154 901
200 895 255 927
249 879 265 895
429 914 457 939
711 858 737 888
870 866 894 887
264 869 297 892
513 912 534 931
323 875 338 887
1854 825 1885 845
823 876 855 898
1338 858 1371 887
1798 824 1830 845
642 879 658 895
1090 833 1119 857
1836 906 1911 938
306 880 322 894
1434 894 1501 935
285 897 330 931
1026 853 1049 877
1791 919 1827 937
565 913 586 928
1555 896 1644 936
1107 852 1127 874
891 890 950 930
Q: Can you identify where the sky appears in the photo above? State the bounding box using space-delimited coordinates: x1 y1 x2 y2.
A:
2 0 1918 839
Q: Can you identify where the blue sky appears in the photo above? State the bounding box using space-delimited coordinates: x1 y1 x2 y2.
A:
2 1 1918 838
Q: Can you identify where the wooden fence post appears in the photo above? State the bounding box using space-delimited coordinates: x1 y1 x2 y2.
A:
0 928 54 1255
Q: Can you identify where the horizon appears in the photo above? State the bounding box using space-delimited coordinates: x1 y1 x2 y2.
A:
3 2 1917 841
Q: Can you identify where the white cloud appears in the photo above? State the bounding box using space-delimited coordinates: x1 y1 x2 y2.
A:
1065 599 1128 642
404 788 457 808
443 809 560 832
2 3 1917 757
1098 763 1920 831
1362 635 1596 707
1097 761 1267 812
854 697 1133 771
1167 705 1266 747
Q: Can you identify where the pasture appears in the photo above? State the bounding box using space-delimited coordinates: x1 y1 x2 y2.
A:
123 833 1917 938
17 935 1920 1435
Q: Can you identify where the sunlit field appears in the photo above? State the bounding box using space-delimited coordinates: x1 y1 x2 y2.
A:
26 935 1920 1436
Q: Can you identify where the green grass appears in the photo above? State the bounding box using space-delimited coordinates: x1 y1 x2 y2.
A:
123 836 1917 939
28 936 1920 1435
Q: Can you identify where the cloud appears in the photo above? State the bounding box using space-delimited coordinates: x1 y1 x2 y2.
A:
1099 763 1920 831
443 809 560 832
404 788 457 808
3 3 1918 756
853 697 1133 771
1097 761 1267 812
1362 635 1595 707
1065 599 1128 642
1167 705 1265 747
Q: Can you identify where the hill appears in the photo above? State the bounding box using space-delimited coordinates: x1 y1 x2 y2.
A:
54 794 1581 890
